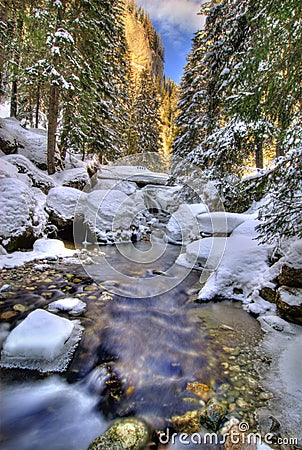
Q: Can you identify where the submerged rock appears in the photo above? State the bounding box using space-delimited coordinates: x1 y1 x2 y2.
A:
200 399 227 431
87 418 149 450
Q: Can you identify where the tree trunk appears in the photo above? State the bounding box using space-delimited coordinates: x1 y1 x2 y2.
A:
47 84 59 174
255 136 263 169
35 83 40 128
10 80 18 117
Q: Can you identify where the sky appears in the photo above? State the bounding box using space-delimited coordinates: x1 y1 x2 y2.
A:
135 0 204 83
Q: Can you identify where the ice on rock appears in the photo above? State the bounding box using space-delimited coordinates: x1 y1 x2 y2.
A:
1 309 83 372
48 298 86 316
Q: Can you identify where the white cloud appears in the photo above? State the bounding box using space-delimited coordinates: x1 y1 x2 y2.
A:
135 0 204 43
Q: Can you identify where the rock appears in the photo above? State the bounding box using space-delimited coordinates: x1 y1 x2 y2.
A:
48 298 86 316
0 309 83 372
2 154 55 193
141 185 183 214
258 315 295 334
46 186 82 229
92 178 137 195
278 265 302 288
276 286 302 324
169 410 201 434
260 286 277 303
0 158 19 179
165 204 209 245
87 418 149 450
97 165 169 186
176 237 226 271
51 167 90 190
0 178 48 251
197 212 250 236
0 117 47 169
201 399 227 431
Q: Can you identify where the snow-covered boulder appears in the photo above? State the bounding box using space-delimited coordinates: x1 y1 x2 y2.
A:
0 158 19 180
46 186 82 229
92 179 137 195
141 185 183 214
176 237 227 271
278 240 302 288
2 154 55 193
0 118 47 169
197 212 251 236
78 189 144 244
165 204 209 245
0 178 48 251
51 167 90 191
97 165 169 186
0 309 83 372
276 287 302 325
48 298 86 316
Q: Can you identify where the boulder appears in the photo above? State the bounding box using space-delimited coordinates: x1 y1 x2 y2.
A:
46 186 82 229
197 211 251 236
97 165 169 186
2 154 55 193
0 178 47 251
88 418 149 450
141 185 183 214
276 286 302 325
51 167 90 191
0 309 83 372
0 158 19 180
165 204 209 245
0 117 47 169
92 178 137 195
278 240 302 287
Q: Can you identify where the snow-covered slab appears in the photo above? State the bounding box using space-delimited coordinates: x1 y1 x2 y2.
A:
48 298 86 316
141 185 183 214
92 178 137 195
0 118 47 169
197 211 251 235
51 167 90 190
0 309 83 372
46 186 83 228
2 154 55 193
0 178 48 251
0 238 76 269
165 203 209 245
97 165 169 185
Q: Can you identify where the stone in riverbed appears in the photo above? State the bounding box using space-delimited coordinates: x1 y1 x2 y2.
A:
200 399 227 431
276 286 302 325
87 418 149 450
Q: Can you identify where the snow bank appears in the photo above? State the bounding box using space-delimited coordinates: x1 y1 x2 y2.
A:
0 238 76 269
0 117 47 169
1 309 83 372
2 154 55 193
0 178 48 251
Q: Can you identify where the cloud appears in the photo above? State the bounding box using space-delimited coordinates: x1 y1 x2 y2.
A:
135 0 204 43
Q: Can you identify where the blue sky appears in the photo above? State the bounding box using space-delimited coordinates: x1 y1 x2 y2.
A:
135 0 204 83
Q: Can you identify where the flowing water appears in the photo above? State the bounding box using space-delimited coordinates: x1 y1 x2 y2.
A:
0 241 266 449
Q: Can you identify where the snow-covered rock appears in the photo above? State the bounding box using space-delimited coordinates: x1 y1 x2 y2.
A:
77 189 144 244
276 286 302 325
0 117 47 169
0 178 48 251
141 185 183 214
46 186 82 228
0 158 19 180
197 211 251 236
92 178 137 195
0 238 76 269
278 240 302 287
2 154 55 193
176 237 227 271
0 309 83 372
48 298 86 316
97 165 169 186
51 167 90 190
258 315 296 334
165 204 209 245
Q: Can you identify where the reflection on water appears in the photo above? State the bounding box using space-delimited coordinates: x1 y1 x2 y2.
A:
0 242 263 449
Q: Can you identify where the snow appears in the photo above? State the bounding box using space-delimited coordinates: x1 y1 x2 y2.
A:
92 178 137 195
0 117 47 169
176 237 226 271
51 167 90 190
0 309 83 372
281 239 302 269
48 298 86 316
141 185 183 213
0 100 10 118
0 238 76 269
0 178 48 250
46 186 82 223
0 158 19 179
277 287 302 307
2 154 55 193
165 203 209 245
197 211 251 235
97 165 169 185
